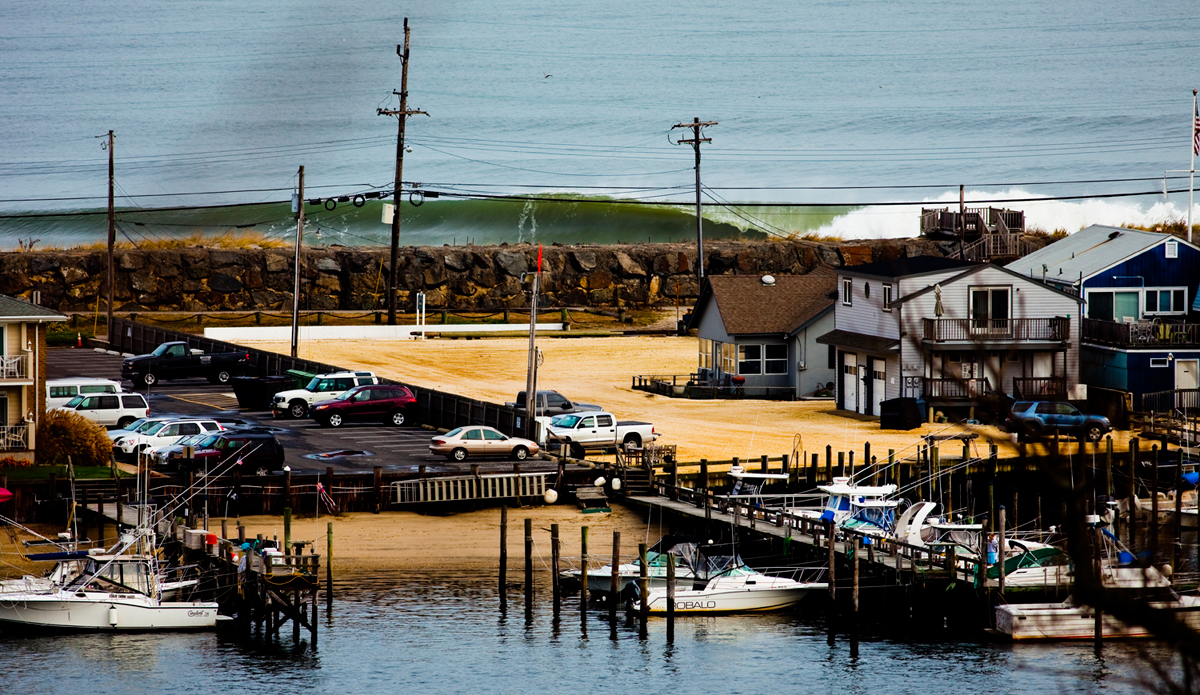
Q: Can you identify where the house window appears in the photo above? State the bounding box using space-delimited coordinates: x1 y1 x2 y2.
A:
765 344 788 374
1144 287 1187 315
698 338 712 371
970 286 1011 333
720 342 736 374
1166 240 1178 258
842 278 853 306
1150 358 1168 368
738 344 762 375
864 282 871 299
828 344 836 369
882 284 892 311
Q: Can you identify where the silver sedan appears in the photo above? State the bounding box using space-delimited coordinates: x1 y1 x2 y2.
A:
429 426 540 462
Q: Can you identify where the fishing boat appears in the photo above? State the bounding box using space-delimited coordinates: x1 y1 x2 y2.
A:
0 554 221 631
564 535 700 594
788 477 899 535
639 542 827 614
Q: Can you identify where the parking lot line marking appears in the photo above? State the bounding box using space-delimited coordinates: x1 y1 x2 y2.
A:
167 393 240 410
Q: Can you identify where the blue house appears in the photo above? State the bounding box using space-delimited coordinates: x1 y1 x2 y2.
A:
1007 226 1200 411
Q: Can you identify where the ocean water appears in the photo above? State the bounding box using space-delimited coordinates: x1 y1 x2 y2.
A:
1 1 1198 248
0 571 1178 694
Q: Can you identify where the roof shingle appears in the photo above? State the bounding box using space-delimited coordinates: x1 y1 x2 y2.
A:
0 294 68 321
695 267 837 336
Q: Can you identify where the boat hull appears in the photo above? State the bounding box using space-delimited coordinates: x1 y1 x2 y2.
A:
0 592 220 631
645 579 826 614
995 598 1200 640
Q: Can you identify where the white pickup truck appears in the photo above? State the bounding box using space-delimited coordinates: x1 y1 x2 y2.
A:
543 411 658 456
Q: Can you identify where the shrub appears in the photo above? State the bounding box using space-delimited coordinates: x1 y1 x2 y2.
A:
0 456 33 468
35 409 112 467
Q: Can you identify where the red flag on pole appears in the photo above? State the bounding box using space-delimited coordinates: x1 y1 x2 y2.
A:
537 244 543 273
1193 101 1199 156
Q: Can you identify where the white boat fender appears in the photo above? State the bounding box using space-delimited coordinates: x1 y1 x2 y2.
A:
594 477 606 487
611 478 621 491
543 489 559 505
108 605 118 627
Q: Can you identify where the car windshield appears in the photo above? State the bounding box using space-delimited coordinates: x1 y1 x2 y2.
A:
143 422 168 435
135 420 164 433
554 415 582 428
176 434 205 446
333 389 359 401
64 396 84 408
150 344 171 357
305 377 322 391
197 434 222 448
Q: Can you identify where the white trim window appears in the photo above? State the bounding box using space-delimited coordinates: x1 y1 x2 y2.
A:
765 344 788 374
738 344 762 375
698 338 712 371
1144 287 1187 315
720 342 736 374
842 278 853 306
1150 358 1168 368
882 283 892 311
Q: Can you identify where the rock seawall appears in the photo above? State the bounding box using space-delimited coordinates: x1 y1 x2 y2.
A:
0 238 955 312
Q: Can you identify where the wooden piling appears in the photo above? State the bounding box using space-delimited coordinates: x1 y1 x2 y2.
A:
610 531 621 618
238 524 245 544
826 520 836 601
638 542 648 617
96 493 105 546
666 552 676 640
1174 446 1184 571
809 453 818 488
373 466 383 513
1151 445 1160 559
221 518 228 541
887 449 895 486
499 506 508 611
998 505 1007 596
1094 524 1104 652
326 522 333 611
580 525 589 608
825 445 832 483
852 536 860 620
837 451 845 478
283 507 292 555
863 441 871 478
1129 438 1139 551
524 518 533 606
699 459 708 491
551 524 561 612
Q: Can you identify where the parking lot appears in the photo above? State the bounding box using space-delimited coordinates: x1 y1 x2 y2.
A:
48 347 558 475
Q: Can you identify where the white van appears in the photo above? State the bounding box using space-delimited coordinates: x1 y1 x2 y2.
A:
47 378 125 410
57 392 150 429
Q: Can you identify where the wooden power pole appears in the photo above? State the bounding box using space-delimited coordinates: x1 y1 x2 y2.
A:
377 18 428 325
291 165 305 358
671 118 717 280
105 130 115 337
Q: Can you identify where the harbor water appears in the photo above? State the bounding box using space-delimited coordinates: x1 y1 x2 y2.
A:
0 570 1178 694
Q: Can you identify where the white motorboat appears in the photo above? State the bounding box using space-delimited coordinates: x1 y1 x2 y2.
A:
996 595 1200 639
788 477 899 535
566 535 701 594
0 555 220 631
640 543 827 614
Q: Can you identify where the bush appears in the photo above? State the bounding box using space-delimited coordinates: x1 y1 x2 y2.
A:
0 456 33 468
35 409 112 467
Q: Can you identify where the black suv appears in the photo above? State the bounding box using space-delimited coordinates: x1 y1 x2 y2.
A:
158 429 285 476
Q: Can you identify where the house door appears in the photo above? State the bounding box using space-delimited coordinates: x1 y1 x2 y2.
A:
872 362 886 416
1179 360 1199 390
842 353 858 412
1033 353 1053 379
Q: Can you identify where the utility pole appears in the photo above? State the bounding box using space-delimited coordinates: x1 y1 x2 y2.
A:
378 17 428 325
291 166 305 359
106 130 115 337
671 117 717 279
523 246 543 441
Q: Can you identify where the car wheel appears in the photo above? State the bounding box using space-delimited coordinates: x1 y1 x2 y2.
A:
288 400 308 419
117 416 135 429
327 413 344 428
215 370 232 384
142 372 157 387
388 410 406 427
254 465 271 477
512 445 529 461
1085 424 1104 442
452 448 468 462
622 433 641 450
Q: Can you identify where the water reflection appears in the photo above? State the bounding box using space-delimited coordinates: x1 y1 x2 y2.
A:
0 569 1177 695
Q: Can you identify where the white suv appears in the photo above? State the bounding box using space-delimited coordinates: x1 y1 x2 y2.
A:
271 371 379 419
56 393 150 429
112 419 225 459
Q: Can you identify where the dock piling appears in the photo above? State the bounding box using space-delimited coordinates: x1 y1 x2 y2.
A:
326 522 334 611
638 542 648 618
580 525 589 609
610 531 620 619
499 506 508 611
666 552 676 641
551 524 561 613
524 518 533 607
283 507 292 555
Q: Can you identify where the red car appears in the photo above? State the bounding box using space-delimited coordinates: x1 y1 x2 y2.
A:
311 384 416 427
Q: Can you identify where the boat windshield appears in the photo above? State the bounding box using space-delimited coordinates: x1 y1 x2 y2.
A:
66 558 154 595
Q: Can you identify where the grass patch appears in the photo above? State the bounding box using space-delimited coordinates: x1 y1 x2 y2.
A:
1 465 129 481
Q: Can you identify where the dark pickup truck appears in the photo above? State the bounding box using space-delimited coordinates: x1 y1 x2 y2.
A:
122 341 253 387
505 390 601 417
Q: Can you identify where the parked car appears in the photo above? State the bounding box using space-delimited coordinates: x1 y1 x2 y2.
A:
47 378 124 410
152 432 222 470
56 392 150 429
271 371 380 419
156 429 285 476
429 426 540 462
504 390 601 417
544 411 658 455
107 416 173 441
112 418 224 460
311 384 416 427
1004 401 1112 441
122 341 253 386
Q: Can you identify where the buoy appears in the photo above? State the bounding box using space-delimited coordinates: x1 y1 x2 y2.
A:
76 332 82 348
594 476 606 487
543 488 558 504
611 478 622 491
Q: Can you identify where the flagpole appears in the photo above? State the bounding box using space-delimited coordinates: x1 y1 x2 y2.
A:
1190 88 1196 244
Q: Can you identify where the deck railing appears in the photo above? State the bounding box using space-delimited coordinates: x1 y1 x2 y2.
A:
1082 318 1200 348
0 354 29 380
0 425 29 451
922 317 1069 342
1013 377 1067 400
915 377 991 400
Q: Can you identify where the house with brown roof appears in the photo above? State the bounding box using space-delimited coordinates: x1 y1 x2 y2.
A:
687 267 837 398
0 294 68 462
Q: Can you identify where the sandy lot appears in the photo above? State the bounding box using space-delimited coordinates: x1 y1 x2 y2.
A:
243 334 1041 464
